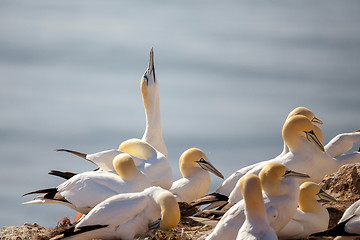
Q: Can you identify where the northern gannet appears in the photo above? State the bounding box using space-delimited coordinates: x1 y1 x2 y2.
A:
170 148 224 203
23 153 151 214
214 108 323 200
277 182 336 239
224 116 360 204
58 138 173 189
51 187 180 240
205 163 309 240
314 199 360 236
235 174 277 240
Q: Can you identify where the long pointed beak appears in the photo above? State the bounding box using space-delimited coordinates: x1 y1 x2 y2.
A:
311 117 323 125
196 158 224 179
317 189 336 202
283 169 310 179
147 47 155 80
305 130 325 152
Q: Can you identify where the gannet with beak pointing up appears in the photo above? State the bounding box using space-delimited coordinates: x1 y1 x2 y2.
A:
56 48 171 187
23 153 151 214
205 163 309 240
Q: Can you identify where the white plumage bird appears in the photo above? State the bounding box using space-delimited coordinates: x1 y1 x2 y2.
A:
277 182 336 239
51 186 180 240
170 148 224 203
205 162 309 240
236 174 277 240
23 153 151 214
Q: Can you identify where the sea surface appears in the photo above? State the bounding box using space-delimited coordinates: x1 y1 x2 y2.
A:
1 0 360 228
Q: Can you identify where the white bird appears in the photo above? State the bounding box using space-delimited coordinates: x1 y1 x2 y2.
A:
225 115 360 205
140 47 167 158
279 107 323 158
23 153 151 214
277 182 336 239
57 138 173 190
236 174 277 240
51 186 180 240
170 148 224 203
214 108 324 201
205 163 309 240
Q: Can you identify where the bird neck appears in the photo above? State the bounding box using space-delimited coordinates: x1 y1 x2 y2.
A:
298 195 323 213
142 92 167 157
157 192 181 230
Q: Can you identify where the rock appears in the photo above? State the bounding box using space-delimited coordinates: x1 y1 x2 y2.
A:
319 163 360 228
0 223 51 240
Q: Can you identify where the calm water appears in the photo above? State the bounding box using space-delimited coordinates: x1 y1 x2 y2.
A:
1 0 360 228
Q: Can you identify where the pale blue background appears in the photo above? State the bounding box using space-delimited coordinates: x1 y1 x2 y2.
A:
1 0 360 228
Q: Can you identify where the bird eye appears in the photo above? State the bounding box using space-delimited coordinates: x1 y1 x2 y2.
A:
143 75 149 85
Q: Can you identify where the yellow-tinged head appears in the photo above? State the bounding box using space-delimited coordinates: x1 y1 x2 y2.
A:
157 191 181 230
282 115 325 152
298 182 336 213
140 47 159 115
179 148 224 179
118 138 157 161
113 153 140 181
239 174 266 217
259 163 310 196
286 107 323 125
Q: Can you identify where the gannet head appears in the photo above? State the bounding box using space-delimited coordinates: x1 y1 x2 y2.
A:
141 47 159 114
239 174 266 217
157 191 181 230
118 138 157 161
286 107 323 125
282 115 325 152
113 153 140 181
298 182 336 213
179 148 224 179
259 163 310 197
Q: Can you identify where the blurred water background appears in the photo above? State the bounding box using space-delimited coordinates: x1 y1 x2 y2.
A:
1 0 360 228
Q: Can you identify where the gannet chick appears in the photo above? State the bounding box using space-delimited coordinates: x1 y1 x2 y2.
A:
23 153 151 214
51 187 180 240
170 148 224 203
205 163 309 240
57 138 172 189
277 182 336 239
236 174 277 240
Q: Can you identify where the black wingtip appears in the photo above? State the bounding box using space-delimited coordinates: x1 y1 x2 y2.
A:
49 170 77 180
22 188 57 197
56 149 87 159
191 192 229 207
61 225 108 238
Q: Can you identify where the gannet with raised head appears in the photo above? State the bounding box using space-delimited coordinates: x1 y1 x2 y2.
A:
170 148 224 203
236 174 277 240
58 138 172 189
51 187 180 240
205 163 309 240
23 153 151 214
277 182 336 239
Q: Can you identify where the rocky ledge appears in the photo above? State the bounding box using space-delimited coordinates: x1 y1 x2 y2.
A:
1 163 360 240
